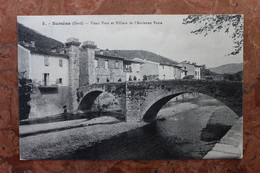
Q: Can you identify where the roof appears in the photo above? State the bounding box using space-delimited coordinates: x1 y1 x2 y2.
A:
95 50 124 60
122 56 143 63
19 44 69 58
95 50 143 63
134 58 160 65
173 64 183 68
159 62 176 66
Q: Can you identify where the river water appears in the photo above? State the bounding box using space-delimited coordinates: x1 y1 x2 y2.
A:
62 94 239 160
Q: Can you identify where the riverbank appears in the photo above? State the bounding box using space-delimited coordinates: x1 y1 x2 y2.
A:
20 117 147 160
20 93 242 160
203 117 243 159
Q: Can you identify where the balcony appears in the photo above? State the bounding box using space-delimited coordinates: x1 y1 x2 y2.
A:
38 80 58 89
124 66 132 72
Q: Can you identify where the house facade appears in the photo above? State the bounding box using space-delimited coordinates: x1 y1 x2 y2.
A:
123 58 143 81
159 63 175 80
194 65 201 79
134 58 160 81
95 53 125 83
18 43 70 119
18 44 69 86
179 61 201 79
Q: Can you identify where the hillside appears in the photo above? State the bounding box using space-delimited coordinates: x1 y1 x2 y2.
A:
200 68 217 79
17 23 64 50
108 50 177 65
209 63 243 74
222 70 243 81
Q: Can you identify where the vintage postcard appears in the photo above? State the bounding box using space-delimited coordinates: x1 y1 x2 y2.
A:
18 15 243 160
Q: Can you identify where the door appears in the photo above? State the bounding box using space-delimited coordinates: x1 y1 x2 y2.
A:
43 73 49 85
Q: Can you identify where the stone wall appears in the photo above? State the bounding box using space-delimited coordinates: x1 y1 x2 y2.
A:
29 86 70 119
95 55 125 83
79 48 89 86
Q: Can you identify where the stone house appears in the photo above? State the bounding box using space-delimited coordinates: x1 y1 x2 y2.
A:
158 63 175 80
18 43 70 119
123 58 143 81
134 58 160 81
173 64 187 79
194 64 201 79
79 41 126 85
95 51 126 83
18 44 69 87
179 61 201 79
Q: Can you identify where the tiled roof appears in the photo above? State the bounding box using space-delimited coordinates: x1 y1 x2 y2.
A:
19 44 69 58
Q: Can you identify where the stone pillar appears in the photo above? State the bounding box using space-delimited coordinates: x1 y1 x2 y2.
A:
80 41 97 85
65 38 81 113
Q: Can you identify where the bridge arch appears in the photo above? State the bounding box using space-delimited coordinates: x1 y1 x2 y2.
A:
141 91 240 122
141 92 185 122
78 89 104 111
78 89 123 113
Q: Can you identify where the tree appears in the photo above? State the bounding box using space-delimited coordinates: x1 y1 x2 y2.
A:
183 15 243 55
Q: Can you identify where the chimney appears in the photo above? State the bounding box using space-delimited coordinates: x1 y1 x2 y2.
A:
82 40 96 49
65 38 81 47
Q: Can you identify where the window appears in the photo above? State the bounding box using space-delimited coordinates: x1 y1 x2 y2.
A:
97 78 99 82
44 56 49 66
59 59 63 67
195 71 197 75
59 78 62 84
115 61 119 68
105 60 109 69
94 59 98 68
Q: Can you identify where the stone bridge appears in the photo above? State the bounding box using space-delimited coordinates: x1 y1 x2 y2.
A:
76 80 242 122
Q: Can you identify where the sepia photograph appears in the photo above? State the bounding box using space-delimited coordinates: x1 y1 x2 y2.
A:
18 15 243 160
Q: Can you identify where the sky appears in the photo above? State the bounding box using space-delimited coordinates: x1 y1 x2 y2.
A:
17 15 243 68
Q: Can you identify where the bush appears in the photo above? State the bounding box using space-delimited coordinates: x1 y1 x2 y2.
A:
18 76 33 120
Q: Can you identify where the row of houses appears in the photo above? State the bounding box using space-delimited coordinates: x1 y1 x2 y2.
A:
18 38 202 88
18 38 203 119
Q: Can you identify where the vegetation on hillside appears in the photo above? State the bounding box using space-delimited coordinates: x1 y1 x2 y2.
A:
222 71 243 81
109 50 177 65
17 23 64 50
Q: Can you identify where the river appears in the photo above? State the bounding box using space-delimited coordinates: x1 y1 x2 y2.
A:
61 93 239 160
